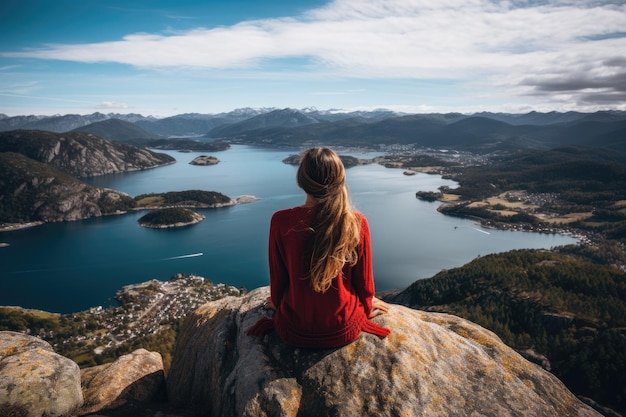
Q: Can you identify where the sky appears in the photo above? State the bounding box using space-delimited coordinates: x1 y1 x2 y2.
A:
1 0 625 117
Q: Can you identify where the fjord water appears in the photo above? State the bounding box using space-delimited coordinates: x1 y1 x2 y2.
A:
0 146 577 313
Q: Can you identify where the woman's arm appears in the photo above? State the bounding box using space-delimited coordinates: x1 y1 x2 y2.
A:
268 213 288 309
351 214 376 317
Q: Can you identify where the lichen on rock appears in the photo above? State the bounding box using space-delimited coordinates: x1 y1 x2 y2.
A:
0 331 84 417
80 348 166 415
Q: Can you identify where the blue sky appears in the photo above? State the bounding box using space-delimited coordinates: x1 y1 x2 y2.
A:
1 0 625 117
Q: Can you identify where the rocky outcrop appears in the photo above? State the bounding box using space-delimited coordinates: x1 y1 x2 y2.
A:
0 332 167 417
0 129 174 178
167 287 600 417
0 331 83 417
80 349 166 414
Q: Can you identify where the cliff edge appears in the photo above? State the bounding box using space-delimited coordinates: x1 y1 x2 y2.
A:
167 287 600 417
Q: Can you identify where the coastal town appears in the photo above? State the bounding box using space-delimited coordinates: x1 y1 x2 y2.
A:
13 273 244 365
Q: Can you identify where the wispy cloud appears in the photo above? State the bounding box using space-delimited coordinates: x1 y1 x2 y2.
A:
0 92 95 104
311 88 366 96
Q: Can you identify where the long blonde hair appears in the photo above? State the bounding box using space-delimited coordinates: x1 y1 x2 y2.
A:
297 147 361 293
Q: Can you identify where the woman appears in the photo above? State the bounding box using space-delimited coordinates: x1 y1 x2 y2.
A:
247 147 390 348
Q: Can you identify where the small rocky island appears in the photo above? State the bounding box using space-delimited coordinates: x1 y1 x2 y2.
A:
190 155 220 165
138 207 205 228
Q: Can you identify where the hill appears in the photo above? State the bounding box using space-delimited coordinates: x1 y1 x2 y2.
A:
135 108 273 137
0 130 175 178
212 112 626 152
207 108 320 138
0 152 135 223
71 118 161 144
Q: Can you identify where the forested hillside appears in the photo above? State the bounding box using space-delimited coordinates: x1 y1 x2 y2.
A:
389 242 626 414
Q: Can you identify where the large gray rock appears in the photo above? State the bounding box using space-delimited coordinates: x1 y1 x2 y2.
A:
0 331 83 417
79 348 166 415
167 287 600 417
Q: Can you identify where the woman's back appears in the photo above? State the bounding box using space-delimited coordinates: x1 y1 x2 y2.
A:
247 147 390 348
268 206 374 347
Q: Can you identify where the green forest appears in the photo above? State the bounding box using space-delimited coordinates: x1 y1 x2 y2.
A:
134 189 232 207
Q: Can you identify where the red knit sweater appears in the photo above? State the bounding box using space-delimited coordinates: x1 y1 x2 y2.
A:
247 206 390 348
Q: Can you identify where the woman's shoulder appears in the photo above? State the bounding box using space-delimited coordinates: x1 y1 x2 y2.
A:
354 210 368 223
271 206 314 223
353 211 370 233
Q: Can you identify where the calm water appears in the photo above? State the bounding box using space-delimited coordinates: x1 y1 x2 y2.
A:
0 146 577 313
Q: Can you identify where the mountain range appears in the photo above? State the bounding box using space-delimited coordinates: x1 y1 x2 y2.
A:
2 108 625 153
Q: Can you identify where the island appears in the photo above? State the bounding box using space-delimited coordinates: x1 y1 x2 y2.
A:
189 155 220 166
133 191 259 228
134 190 237 209
138 207 205 228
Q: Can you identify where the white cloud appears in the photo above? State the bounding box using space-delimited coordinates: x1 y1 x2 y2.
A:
98 101 129 109
2 0 626 112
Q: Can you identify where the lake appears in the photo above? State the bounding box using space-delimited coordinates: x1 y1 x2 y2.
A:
0 145 577 313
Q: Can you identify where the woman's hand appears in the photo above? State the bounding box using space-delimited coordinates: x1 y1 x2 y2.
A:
369 296 389 318
264 296 277 311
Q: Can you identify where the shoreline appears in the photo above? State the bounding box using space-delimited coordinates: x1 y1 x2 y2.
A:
0 195 259 233
0 221 44 233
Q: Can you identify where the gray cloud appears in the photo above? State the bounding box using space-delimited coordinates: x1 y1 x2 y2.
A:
578 92 626 105
525 71 626 93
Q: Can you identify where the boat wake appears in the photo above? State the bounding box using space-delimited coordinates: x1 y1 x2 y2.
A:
163 252 204 260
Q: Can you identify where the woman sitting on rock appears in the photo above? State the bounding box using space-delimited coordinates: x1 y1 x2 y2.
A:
247 147 390 348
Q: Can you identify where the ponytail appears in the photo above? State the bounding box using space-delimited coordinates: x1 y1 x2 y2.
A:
297 148 361 293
